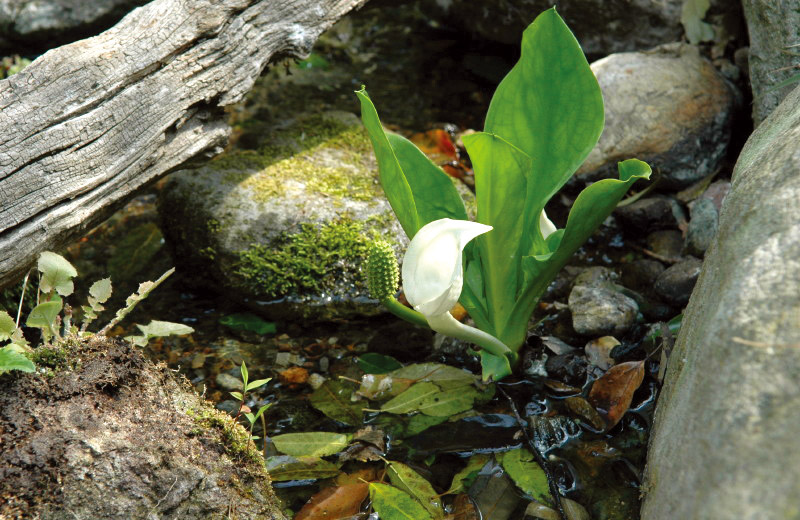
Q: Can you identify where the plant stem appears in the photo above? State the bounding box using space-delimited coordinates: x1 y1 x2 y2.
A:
381 296 429 328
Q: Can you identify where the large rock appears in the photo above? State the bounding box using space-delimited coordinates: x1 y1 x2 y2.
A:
742 0 800 124
0 0 147 54
642 83 800 518
578 43 736 189
0 336 285 519
159 111 413 321
418 0 683 57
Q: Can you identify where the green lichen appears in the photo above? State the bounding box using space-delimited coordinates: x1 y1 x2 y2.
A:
235 218 385 300
212 113 380 203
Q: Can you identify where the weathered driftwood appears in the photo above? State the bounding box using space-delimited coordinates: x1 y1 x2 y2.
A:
0 0 365 290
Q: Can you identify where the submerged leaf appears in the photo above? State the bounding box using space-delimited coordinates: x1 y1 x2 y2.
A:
272 432 350 458
310 380 365 426
381 382 441 414
357 352 403 374
265 455 341 481
445 454 490 495
388 461 444 519
219 312 276 335
369 482 434 520
295 483 369 520
499 448 552 505
587 360 645 430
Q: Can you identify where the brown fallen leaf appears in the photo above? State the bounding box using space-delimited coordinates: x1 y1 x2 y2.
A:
278 366 309 385
294 483 369 520
587 360 645 430
445 494 480 520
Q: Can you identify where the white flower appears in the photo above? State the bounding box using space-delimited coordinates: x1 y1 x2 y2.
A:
402 218 509 358
540 210 556 239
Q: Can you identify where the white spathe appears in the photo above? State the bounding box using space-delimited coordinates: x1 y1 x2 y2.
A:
540 210 556 239
402 218 508 353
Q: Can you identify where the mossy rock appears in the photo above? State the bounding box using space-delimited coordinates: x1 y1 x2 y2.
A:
159 111 416 321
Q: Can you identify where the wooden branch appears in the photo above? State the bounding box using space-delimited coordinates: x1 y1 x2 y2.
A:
0 0 365 290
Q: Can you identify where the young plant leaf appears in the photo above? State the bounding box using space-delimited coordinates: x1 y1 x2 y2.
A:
37 252 78 297
500 448 553 505
356 87 467 238
266 455 341 481
240 361 249 387
26 300 63 340
125 320 194 347
587 360 646 430
0 311 17 341
245 378 271 392
310 380 365 426
388 461 444 519
89 278 113 303
357 352 403 374
100 268 174 334
0 345 35 374
368 483 434 520
230 391 244 401
271 432 350 458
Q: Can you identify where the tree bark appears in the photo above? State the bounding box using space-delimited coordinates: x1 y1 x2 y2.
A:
0 0 365 290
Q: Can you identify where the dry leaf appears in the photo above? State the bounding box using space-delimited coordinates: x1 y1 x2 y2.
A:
294 483 369 520
587 360 645 430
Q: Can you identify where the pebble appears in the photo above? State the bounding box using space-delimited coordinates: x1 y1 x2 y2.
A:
646 230 684 259
685 198 719 256
568 285 639 337
215 373 242 392
654 257 703 305
620 259 666 293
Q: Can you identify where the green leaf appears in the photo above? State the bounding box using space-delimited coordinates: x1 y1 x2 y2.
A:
0 311 16 341
390 363 478 390
89 278 113 305
272 432 350 458
369 483 434 520
357 352 403 374
230 391 244 401
37 252 78 297
265 455 341 481
310 380 365 426
0 345 35 374
219 312 277 335
388 461 444 519
445 454 490 495
500 448 553 505
416 386 480 417
404 414 449 437
253 403 272 420
381 382 441 414
244 412 255 424
499 159 651 355
245 378 271 392
101 268 174 333
125 320 194 347
462 132 532 335
484 8 603 208
240 361 249 387
479 350 513 383
26 300 63 339
356 87 467 238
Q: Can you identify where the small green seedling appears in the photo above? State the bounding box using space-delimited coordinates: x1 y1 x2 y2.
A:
359 8 650 380
231 361 272 453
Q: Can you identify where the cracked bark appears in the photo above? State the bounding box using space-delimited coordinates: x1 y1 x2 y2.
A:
0 0 365 289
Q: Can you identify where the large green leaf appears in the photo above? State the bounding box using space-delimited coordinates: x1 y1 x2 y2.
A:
265 455 341 481
356 87 467 238
462 132 532 334
0 311 16 341
0 345 35 374
381 382 441 414
271 432 350 458
310 380 365 426
388 461 444 519
26 300 63 339
369 483 434 520
484 8 604 208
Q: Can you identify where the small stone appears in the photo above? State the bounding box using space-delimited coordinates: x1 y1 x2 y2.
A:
215 373 242 392
685 198 719 256
654 257 703 305
572 266 618 288
568 285 639 337
620 259 666 293
308 373 327 390
585 336 621 370
646 230 684 259
274 352 291 367
616 197 685 232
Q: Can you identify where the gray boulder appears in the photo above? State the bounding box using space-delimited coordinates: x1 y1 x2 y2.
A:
742 0 800 124
642 83 800 518
419 0 683 57
159 111 435 321
568 268 639 337
578 43 736 189
0 0 147 54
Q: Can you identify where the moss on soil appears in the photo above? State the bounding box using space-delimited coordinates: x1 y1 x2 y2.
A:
235 217 387 300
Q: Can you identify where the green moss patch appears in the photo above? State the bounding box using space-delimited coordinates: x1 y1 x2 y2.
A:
235 218 384 300
213 113 380 203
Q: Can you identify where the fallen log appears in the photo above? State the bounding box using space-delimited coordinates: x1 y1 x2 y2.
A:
0 0 365 289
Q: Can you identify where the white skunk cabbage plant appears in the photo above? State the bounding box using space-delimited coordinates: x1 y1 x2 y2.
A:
360 8 651 380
